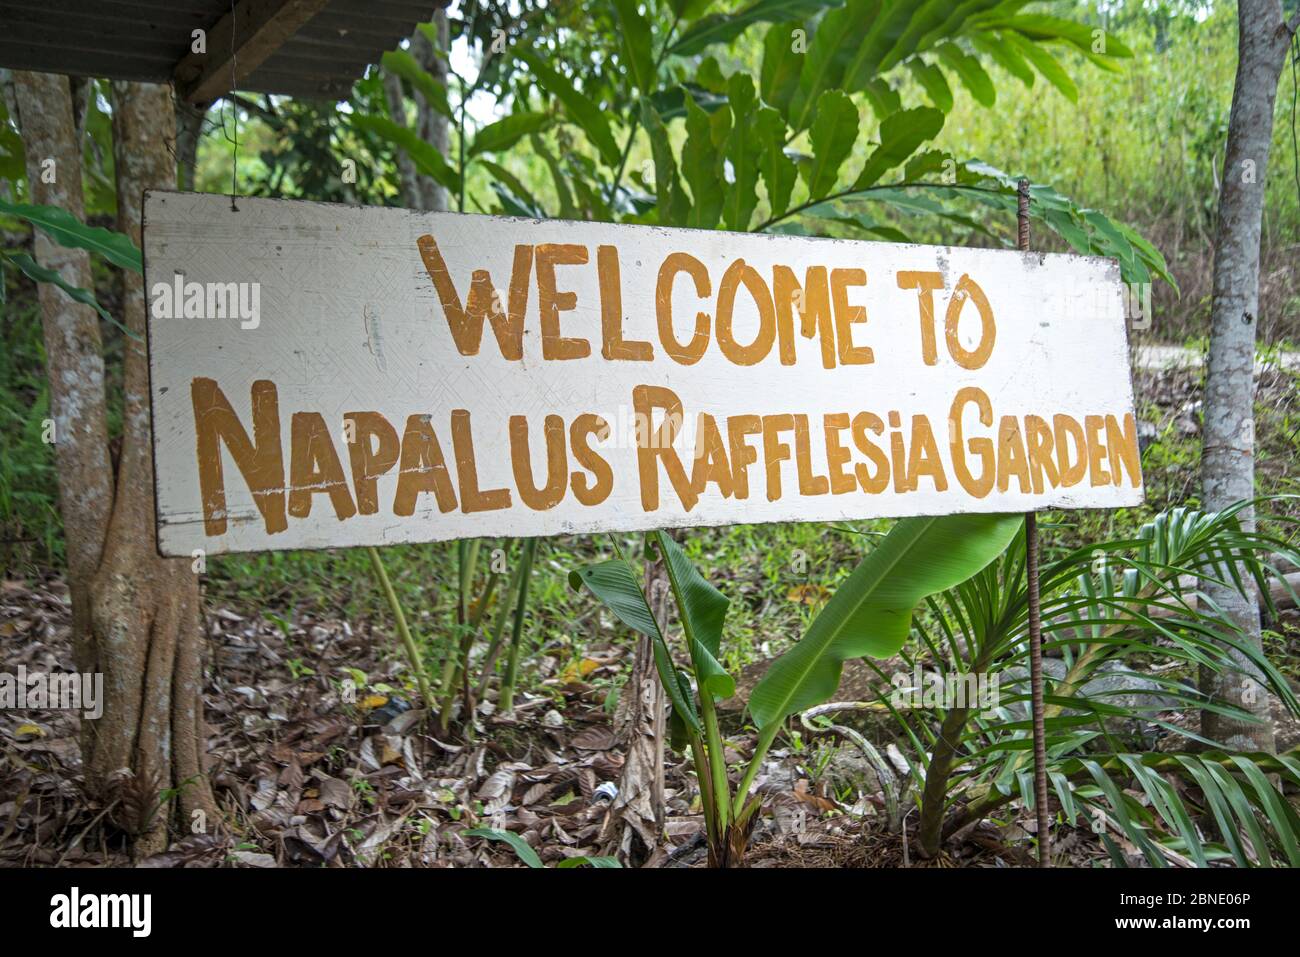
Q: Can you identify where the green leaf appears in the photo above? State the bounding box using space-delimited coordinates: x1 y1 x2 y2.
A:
1080 761 1167 867
640 100 692 227
877 0 977 75
935 42 995 107
838 0 913 96
612 0 656 93
530 133 578 219
1001 32 1077 102
477 159 547 218
1115 221 1177 289
830 214 912 243
749 514 1023 729
0 199 141 272
469 111 551 157
0 119 25 180
514 48 621 167
955 159 1175 289
380 49 454 119
756 106 797 218
681 90 727 229
969 32 1035 87
816 188 992 241
907 58 953 111
352 114 461 192
695 56 729 93
566 157 615 221
902 148 952 181
569 559 702 736
995 14 1133 59
647 83 729 120
1229 755 1300 866
789 0 880 133
1 249 124 332
464 827 544 868
671 0 843 57
722 73 761 230
761 20 805 120
852 106 944 189
801 89 858 200
653 531 734 701
860 78 902 121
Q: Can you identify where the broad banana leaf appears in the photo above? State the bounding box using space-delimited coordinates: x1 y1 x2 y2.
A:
0 198 141 271
749 513 1023 729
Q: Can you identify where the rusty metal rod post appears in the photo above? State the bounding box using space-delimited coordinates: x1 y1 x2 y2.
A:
1018 178 1051 868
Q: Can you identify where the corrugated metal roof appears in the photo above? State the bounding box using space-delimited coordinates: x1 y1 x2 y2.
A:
0 0 441 101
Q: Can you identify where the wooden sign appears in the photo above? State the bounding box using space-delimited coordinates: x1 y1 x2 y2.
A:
143 191 1143 557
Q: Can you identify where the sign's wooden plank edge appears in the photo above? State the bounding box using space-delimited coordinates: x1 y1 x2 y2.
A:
156 491 1146 558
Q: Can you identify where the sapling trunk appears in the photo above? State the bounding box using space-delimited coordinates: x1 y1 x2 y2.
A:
476 550 530 698
499 538 539 712
366 547 433 707
447 567 501 730
439 539 482 730
916 705 973 858
458 539 481 620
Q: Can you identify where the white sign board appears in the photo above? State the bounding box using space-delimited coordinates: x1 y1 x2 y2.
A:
144 191 1142 557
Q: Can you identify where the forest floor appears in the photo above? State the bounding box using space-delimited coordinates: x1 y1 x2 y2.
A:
1 358 1297 868
0 571 1120 868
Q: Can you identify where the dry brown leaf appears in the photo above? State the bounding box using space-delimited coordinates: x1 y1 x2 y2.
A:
792 778 839 812
571 725 616 751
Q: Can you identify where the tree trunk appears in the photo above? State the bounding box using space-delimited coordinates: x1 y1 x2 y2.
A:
1199 0 1296 751
12 71 114 686
14 72 216 856
383 10 449 211
174 98 209 191
86 80 218 856
382 70 426 208
418 11 450 212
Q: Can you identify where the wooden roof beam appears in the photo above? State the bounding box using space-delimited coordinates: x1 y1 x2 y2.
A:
174 0 331 105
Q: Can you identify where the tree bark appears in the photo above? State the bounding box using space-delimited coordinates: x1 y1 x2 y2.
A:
383 11 449 211
12 72 114 682
13 72 216 856
418 11 450 212
88 80 218 856
382 69 425 208
1199 0 1296 751
174 97 209 191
